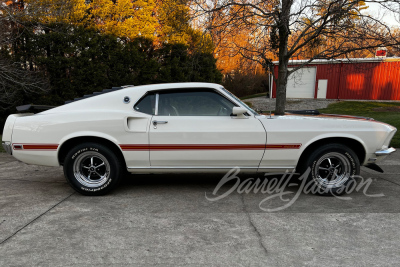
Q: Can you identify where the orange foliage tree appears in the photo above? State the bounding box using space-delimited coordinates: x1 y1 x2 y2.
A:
193 0 400 114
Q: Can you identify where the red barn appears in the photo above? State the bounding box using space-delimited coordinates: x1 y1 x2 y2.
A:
270 58 400 100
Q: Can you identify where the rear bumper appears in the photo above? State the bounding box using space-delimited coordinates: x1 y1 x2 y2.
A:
2 141 12 155
375 147 396 156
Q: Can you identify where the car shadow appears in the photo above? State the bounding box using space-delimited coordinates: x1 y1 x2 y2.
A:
110 170 400 213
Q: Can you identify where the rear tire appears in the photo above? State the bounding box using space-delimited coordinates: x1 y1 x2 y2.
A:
63 142 123 196
301 143 360 196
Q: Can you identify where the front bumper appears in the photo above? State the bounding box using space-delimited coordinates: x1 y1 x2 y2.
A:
2 141 12 155
375 147 396 156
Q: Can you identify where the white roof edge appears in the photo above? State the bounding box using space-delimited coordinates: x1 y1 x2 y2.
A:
272 57 400 65
133 82 222 90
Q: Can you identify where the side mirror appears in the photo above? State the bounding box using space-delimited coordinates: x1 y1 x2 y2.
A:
232 107 248 118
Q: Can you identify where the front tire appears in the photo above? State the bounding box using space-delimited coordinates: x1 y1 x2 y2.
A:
63 143 123 195
302 143 360 196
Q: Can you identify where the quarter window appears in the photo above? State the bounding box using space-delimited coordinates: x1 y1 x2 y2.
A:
134 93 155 115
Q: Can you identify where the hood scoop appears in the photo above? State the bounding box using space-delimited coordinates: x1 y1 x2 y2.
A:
286 110 320 115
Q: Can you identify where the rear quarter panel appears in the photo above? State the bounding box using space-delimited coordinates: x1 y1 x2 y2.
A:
11 110 151 167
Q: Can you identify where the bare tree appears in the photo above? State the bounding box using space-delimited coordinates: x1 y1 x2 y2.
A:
0 58 50 108
192 0 400 114
0 0 49 109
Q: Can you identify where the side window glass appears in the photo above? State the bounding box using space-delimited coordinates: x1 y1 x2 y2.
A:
134 93 155 115
158 90 236 116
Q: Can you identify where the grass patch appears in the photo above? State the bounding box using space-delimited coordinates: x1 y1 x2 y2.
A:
286 100 301 104
240 93 268 100
0 135 4 153
319 101 400 148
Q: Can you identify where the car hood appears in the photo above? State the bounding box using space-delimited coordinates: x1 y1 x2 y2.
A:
257 112 396 130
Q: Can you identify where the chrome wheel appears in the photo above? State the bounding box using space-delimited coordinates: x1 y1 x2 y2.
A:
312 152 351 189
73 151 110 188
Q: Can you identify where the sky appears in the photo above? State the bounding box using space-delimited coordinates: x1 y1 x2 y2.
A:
365 2 400 27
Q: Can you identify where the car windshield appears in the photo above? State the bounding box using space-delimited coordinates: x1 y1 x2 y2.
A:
221 87 259 116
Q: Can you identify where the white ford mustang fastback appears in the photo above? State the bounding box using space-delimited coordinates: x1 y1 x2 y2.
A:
2 83 397 195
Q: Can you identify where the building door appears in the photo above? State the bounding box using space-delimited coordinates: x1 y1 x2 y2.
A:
317 79 328 99
286 67 316 98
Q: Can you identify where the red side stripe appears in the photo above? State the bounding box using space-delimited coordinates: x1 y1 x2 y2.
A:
120 145 149 151
265 144 302 149
120 144 301 151
12 143 301 151
13 144 59 150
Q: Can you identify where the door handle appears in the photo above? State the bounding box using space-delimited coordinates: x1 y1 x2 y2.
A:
153 120 168 129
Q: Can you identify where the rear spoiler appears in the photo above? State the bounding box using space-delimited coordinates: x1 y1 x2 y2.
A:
64 85 134 104
16 104 56 113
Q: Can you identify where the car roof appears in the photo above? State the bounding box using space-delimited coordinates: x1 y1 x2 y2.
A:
64 82 222 104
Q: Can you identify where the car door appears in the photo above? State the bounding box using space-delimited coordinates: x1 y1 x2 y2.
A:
148 88 266 170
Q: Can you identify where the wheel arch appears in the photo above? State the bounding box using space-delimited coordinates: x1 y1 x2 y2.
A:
296 137 366 171
58 136 126 169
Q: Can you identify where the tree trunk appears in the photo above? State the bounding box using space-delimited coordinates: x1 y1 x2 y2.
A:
275 59 288 115
275 0 292 115
44 28 51 58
